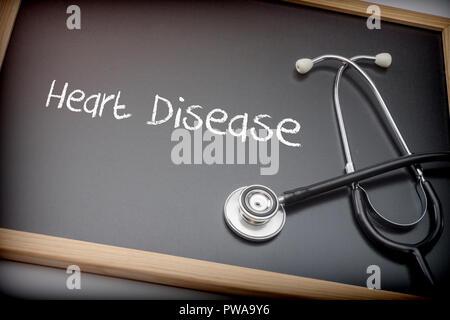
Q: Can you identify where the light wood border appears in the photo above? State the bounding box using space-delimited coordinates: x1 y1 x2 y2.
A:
285 0 450 31
0 0 449 299
0 0 20 70
0 228 421 299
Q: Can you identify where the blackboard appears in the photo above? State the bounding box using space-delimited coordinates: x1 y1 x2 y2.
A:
0 0 449 298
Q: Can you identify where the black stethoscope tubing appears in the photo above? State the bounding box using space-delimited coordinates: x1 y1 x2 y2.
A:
280 151 448 285
288 53 449 285
281 152 449 207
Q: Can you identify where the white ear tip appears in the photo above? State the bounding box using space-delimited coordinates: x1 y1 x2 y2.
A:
375 53 392 68
295 58 314 74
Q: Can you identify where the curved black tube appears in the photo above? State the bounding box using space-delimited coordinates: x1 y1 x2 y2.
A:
282 152 450 206
351 180 443 285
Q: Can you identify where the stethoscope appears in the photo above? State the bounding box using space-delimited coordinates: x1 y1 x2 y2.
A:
223 53 450 285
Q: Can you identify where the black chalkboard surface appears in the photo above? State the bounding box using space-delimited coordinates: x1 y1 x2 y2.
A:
0 0 449 297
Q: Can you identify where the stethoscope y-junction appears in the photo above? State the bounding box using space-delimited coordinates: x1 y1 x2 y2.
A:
223 53 450 285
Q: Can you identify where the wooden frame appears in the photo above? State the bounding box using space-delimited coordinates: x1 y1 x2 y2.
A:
0 0 449 299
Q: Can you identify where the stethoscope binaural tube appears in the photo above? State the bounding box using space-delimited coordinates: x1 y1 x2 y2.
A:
330 54 427 229
330 54 442 285
296 54 418 163
295 53 444 285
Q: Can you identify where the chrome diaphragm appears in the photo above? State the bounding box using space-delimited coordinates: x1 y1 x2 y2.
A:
223 185 286 241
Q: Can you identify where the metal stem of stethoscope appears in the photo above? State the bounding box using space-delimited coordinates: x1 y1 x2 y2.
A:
312 54 423 179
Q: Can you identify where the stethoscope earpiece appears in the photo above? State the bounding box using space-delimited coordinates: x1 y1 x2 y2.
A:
295 58 314 74
224 185 286 241
374 53 392 68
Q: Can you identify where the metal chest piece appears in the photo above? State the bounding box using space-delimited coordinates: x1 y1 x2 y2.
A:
224 185 286 241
